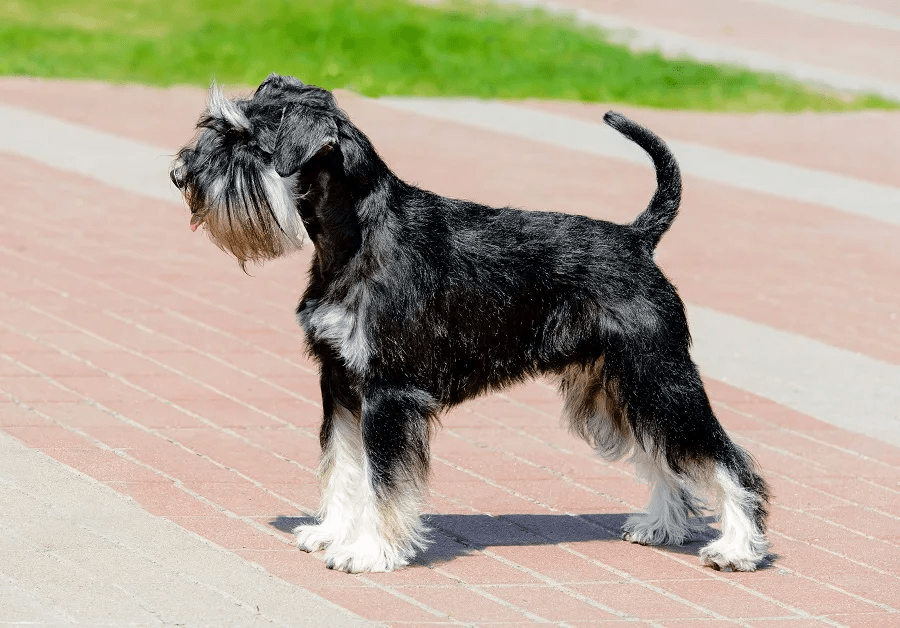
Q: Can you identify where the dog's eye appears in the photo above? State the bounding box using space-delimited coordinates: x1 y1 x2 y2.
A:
223 129 251 148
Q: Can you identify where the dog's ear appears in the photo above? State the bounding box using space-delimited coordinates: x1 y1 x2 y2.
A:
272 106 339 177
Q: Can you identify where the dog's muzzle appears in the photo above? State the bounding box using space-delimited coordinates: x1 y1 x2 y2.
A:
170 164 203 231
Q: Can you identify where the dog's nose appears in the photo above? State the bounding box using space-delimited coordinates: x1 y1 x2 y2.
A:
170 165 186 189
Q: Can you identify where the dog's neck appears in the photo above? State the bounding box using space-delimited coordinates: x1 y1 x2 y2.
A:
297 137 398 277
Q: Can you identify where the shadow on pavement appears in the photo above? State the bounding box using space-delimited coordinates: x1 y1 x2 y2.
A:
269 512 730 566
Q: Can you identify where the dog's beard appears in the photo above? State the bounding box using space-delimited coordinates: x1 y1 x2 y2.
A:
175 83 309 268
183 152 307 267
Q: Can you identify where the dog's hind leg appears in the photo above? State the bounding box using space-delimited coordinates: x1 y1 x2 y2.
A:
698 447 771 571
621 446 706 546
322 385 435 573
559 362 705 546
559 361 634 463
616 347 770 571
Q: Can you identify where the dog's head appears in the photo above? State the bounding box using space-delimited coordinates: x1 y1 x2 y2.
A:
171 74 356 267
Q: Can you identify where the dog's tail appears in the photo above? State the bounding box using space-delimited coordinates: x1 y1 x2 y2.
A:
603 111 682 250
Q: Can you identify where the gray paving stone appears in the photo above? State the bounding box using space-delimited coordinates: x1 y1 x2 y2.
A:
0 430 373 627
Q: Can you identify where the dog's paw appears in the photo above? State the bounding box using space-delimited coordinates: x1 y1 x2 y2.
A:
621 512 693 546
323 536 408 573
699 539 765 572
293 523 335 553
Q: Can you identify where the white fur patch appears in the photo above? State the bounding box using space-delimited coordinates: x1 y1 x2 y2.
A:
323 455 423 573
622 447 704 546
295 407 365 552
261 169 308 249
207 177 226 205
207 83 249 130
303 298 370 372
296 406 427 572
699 465 769 572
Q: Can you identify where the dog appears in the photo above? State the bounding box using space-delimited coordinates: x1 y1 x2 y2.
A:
171 74 770 574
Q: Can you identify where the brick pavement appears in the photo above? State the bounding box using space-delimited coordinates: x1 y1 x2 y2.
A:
2 3 900 621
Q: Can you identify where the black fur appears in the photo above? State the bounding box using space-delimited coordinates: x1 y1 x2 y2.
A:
172 74 770 573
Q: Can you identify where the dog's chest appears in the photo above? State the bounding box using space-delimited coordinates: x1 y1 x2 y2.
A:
298 297 369 371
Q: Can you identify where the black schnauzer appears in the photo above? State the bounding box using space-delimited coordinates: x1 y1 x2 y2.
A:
171 74 770 573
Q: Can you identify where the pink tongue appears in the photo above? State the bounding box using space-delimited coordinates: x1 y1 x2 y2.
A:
190 222 198 232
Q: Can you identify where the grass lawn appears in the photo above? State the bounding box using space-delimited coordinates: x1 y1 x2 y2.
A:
1 0 894 111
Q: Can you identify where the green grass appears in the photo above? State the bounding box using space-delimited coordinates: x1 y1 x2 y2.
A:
1 0 895 111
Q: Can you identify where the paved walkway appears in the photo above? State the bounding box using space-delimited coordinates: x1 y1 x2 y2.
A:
1 2 899 625
0 430 366 626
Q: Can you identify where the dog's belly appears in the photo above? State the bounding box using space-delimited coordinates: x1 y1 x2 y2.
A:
379 294 603 405
298 290 559 402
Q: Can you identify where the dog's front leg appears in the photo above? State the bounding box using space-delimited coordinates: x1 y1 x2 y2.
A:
295 402 364 554
321 385 434 573
294 363 365 553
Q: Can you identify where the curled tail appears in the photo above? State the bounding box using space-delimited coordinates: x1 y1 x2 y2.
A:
603 111 682 250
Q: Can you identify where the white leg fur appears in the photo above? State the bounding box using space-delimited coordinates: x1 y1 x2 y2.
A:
322 458 428 573
294 407 364 552
295 407 427 572
559 366 706 547
622 447 705 546
699 465 769 572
